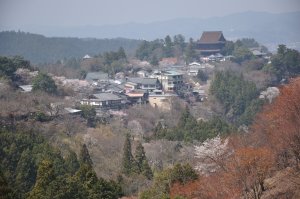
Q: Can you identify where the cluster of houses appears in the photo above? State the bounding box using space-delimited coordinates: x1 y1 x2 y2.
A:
77 53 217 115
18 31 271 118
79 69 185 112
77 31 230 114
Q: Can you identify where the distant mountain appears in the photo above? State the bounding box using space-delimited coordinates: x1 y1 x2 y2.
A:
0 31 142 63
1 11 299 63
2 11 299 44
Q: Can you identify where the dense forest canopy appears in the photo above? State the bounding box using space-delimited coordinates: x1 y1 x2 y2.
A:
0 129 122 199
0 31 142 63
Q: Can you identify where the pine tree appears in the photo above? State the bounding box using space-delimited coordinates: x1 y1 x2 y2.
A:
15 149 36 197
150 55 159 66
0 169 14 199
184 38 196 64
75 163 98 191
164 35 173 57
117 47 127 60
32 73 57 94
28 159 55 199
65 150 80 175
79 144 93 167
142 160 153 180
135 142 153 179
122 134 134 175
178 106 192 128
135 142 146 172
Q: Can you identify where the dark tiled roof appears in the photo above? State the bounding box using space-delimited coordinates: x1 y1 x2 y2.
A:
85 72 108 81
127 77 158 85
92 93 122 101
199 31 226 44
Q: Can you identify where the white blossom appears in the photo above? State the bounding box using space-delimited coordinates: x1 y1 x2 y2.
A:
194 136 229 175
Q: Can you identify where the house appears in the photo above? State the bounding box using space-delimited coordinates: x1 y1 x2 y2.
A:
192 88 207 101
80 93 123 110
64 107 82 115
188 62 203 67
124 81 138 92
125 89 148 104
85 72 109 84
251 49 267 58
188 62 205 76
208 53 224 61
104 83 124 94
159 57 178 66
136 70 149 78
19 85 33 92
148 93 177 111
83 54 92 59
126 77 160 92
188 69 199 76
197 31 226 55
150 70 183 92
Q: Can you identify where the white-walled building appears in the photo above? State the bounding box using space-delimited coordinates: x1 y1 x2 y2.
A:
150 70 183 92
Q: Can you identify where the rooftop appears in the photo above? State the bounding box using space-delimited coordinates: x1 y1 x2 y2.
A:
189 62 201 66
149 93 177 97
19 85 33 92
64 107 82 114
85 72 108 82
92 93 122 101
152 69 183 76
83 54 92 59
199 31 226 44
162 70 183 76
127 77 158 85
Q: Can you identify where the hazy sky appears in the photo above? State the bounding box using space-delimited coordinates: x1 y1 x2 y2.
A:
1 0 300 27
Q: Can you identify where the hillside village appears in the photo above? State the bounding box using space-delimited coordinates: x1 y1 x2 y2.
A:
16 31 271 120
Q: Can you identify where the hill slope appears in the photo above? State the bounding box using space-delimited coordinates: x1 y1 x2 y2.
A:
0 31 142 63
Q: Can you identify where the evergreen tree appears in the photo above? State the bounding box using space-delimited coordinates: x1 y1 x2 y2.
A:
135 142 146 172
221 41 235 56
122 134 134 175
28 159 55 199
142 160 153 180
164 35 173 57
32 73 57 94
0 169 14 199
135 142 153 179
79 105 96 127
173 34 185 51
150 55 159 66
117 47 127 60
197 70 208 82
65 150 80 175
178 106 195 129
75 164 98 193
184 38 196 64
0 56 30 78
64 175 87 199
15 149 36 197
79 144 93 167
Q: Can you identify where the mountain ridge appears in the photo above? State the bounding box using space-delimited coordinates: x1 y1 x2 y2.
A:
1 11 299 43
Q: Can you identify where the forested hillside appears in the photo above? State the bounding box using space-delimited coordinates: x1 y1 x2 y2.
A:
169 77 300 199
0 31 142 63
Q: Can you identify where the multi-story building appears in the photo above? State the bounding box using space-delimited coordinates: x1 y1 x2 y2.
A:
125 77 161 92
80 93 123 110
196 31 226 56
150 70 183 92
